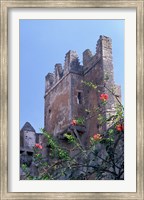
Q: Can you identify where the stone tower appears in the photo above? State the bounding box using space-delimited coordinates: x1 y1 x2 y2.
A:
20 122 36 151
20 122 43 154
44 35 121 145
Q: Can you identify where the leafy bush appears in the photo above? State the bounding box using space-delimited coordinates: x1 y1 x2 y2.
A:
21 78 124 180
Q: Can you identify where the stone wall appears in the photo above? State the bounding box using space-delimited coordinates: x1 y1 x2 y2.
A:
20 122 44 179
44 73 71 136
20 122 36 150
44 50 83 136
83 35 116 137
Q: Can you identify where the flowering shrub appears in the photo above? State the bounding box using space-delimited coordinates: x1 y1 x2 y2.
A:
21 77 124 180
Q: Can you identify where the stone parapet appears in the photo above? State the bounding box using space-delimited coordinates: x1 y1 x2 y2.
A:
45 50 83 93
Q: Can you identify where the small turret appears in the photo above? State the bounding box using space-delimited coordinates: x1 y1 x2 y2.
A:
20 122 36 150
21 122 36 133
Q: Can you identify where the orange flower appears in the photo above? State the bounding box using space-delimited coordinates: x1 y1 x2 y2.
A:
116 124 124 132
100 93 108 101
71 119 77 126
35 143 43 149
93 133 102 141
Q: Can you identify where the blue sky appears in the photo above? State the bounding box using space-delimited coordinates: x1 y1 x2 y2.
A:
20 20 124 132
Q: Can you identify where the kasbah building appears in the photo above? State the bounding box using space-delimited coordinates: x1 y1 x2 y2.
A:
20 35 121 164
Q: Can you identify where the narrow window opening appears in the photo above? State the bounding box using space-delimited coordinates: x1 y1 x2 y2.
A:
77 92 82 104
86 111 89 116
27 152 33 156
49 109 51 114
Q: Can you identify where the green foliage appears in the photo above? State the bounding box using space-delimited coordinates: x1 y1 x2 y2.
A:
21 164 27 171
81 80 97 89
76 117 85 125
22 79 124 180
64 133 76 143
41 129 69 160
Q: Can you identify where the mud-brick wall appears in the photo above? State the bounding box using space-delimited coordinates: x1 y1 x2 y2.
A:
44 74 71 136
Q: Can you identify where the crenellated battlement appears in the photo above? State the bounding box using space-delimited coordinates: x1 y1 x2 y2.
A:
83 49 93 66
64 50 81 73
83 35 112 70
45 35 113 93
45 50 83 92
96 35 112 59
45 72 54 91
55 63 63 82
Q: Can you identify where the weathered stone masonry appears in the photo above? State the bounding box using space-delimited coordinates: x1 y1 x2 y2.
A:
20 35 122 179
44 35 121 145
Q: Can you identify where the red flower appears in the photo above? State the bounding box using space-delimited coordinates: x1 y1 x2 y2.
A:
116 124 124 132
93 133 102 141
100 93 108 101
71 119 77 126
35 143 43 149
